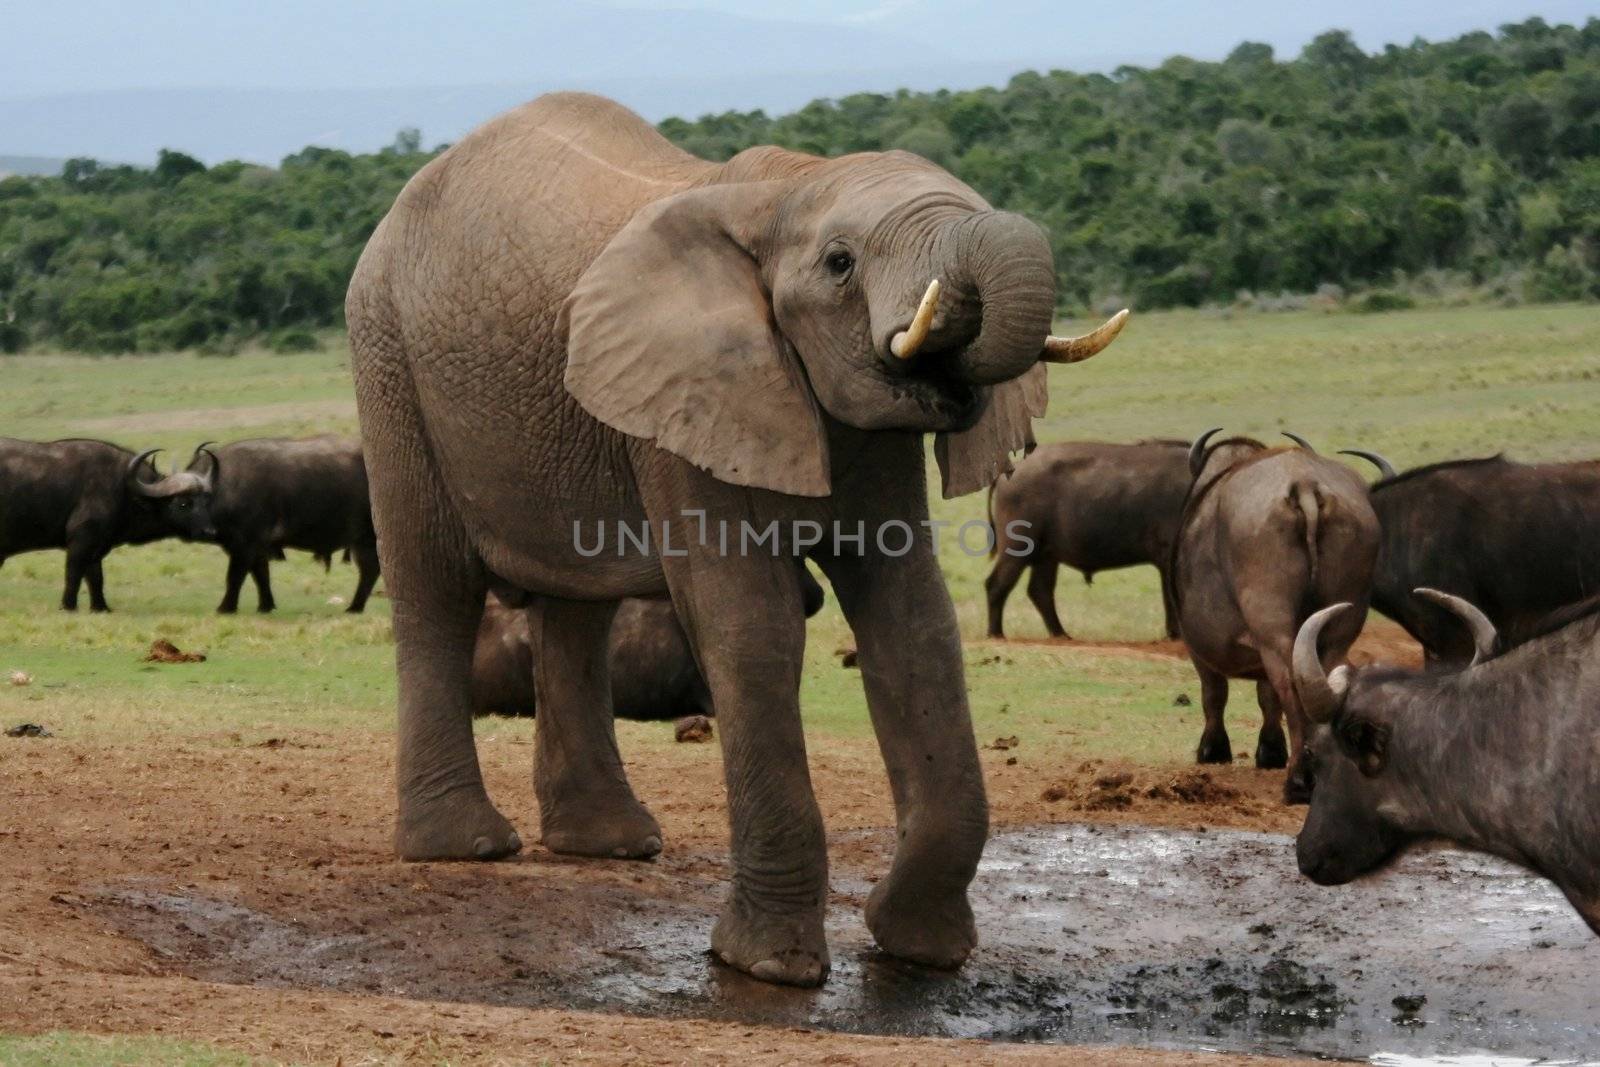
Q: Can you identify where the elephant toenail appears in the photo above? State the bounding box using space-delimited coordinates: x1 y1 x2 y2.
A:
750 959 785 982
507 831 522 853
642 835 662 855
474 836 495 858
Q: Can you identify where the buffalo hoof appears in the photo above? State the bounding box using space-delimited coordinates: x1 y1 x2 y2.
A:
1255 724 1289 770
217 604 238 615
395 790 522 862
866 877 977 970
541 794 662 860
1196 728 1233 765
712 896 829 987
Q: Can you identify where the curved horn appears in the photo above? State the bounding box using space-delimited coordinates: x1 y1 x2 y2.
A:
890 279 941 360
1414 587 1498 665
1188 427 1223 477
1040 308 1130 364
1282 431 1316 452
127 448 165 497
1339 449 1398 481
194 441 220 490
1294 603 1353 724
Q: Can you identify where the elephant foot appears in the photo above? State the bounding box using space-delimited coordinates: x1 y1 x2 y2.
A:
865 877 977 969
395 788 522 861
1196 727 1233 765
711 895 829 987
1255 724 1289 769
540 790 662 860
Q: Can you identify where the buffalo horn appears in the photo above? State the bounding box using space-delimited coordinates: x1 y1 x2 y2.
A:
127 449 165 497
1339 449 1398 481
1414 587 1498 665
1282 431 1316 452
1040 308 1130 364
195 441 221 489
1188 427 1223 476
890 279 941 360
1293 603 1353 723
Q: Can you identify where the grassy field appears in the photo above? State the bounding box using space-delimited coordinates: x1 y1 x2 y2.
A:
3 302 1597 756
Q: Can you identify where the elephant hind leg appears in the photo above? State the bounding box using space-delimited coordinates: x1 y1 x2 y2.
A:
353 337 518 863
529 596 662 859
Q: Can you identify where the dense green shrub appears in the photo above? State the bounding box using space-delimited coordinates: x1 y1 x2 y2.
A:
1 18 1597 353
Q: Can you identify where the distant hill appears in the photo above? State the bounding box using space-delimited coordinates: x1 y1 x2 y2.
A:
0 155 68 178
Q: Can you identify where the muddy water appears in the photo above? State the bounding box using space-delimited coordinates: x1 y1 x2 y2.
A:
96 824 1599 1061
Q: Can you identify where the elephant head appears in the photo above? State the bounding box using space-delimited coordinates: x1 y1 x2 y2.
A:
563 150 1127 498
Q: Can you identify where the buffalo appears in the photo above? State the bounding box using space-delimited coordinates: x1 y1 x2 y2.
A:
0 437 216 611
473 566 827 719
1171 430 1379 801
985 439 1190 639
186 436 379 614
1292 592 1600 937
1343 452 1600 664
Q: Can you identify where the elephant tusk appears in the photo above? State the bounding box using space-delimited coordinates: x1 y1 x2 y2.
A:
890 279 941 360
1039 308 1130 364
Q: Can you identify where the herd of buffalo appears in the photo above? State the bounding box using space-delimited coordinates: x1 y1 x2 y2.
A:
3 426 1599 938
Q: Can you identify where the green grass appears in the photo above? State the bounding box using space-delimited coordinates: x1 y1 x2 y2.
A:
0 1032 264 1066
2 304 1597 760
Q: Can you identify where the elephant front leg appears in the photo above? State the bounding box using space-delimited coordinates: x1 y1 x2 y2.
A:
528 596 662 859
658 548 828 986
820 546 987 970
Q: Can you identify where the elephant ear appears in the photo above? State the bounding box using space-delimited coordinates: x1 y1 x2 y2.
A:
564 183 830 497
934 364 1048 498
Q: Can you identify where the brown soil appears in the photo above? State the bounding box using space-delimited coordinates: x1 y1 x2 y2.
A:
0 724 1311 1065
997 617 1424 671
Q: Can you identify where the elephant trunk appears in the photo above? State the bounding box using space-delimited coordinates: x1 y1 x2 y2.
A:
946 210 1057 387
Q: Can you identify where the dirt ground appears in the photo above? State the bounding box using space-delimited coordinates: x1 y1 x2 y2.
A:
0 623 1436 1064
0 648 1324 1065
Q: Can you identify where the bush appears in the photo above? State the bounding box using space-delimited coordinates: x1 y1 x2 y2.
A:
268 329 324 353
1353 289 1418 313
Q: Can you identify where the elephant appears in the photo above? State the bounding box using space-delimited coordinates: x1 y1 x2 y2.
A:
345 92 1127 987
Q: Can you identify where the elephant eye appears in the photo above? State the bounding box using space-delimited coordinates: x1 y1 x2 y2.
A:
824 250 854 277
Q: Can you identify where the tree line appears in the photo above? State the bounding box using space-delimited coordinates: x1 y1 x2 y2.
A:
2 19 1598 354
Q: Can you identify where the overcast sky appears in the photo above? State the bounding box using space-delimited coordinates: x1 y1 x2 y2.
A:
4 0 1594 96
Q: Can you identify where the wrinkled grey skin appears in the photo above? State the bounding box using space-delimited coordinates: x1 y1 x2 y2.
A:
1295 602 1600 937
345 93 1075 986
0 437 216 611
187 436 380 614
985 439 1189 639
1172 438 1378 802
473 566 827 719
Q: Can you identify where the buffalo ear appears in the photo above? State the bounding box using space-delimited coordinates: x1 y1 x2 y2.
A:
933 364 1048 498
1338 717 1392 777
564 182 830 497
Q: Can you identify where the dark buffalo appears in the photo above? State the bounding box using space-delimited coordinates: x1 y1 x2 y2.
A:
1343 452 1600 665
1172 430 1379 801
1292 592 1600 936
186 436 379 614
473 566 827 719
984 439 1190 639
0 437 216 611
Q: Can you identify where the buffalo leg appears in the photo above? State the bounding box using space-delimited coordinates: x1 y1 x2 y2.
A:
1254 678 1289 770
218 551 250 614
1262 651 1312 804
1194 662 1232 763
983 554 1026 638
347 542 380 614
250 555 276 613
61 543 93 611
529 596 661 859
1026 560 1068 638
1157 567 1180 639
85 555 110 613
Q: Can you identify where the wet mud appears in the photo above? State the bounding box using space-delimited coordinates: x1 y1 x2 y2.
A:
86 823 1598 1061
